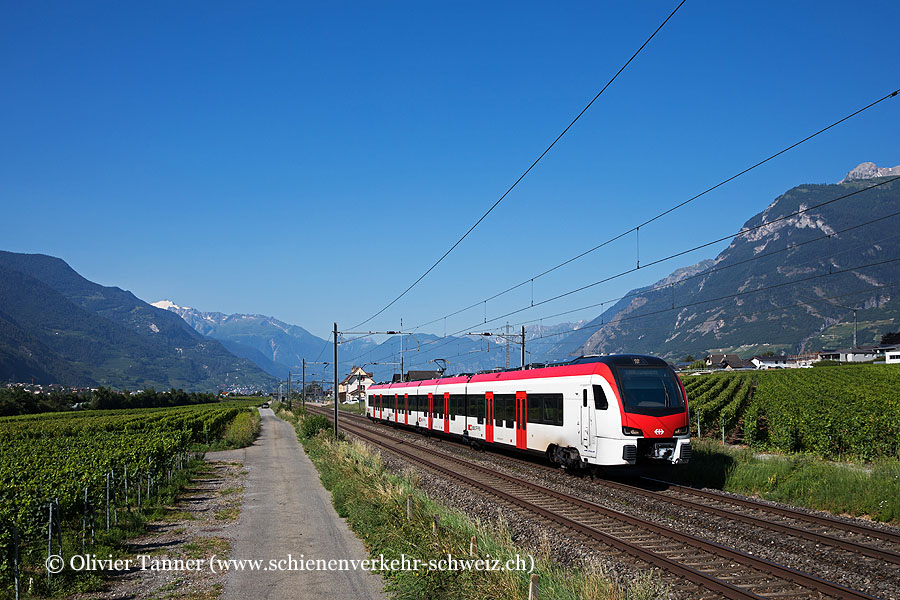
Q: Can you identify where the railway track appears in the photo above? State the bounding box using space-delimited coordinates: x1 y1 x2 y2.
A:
326 407 900 564
309 407 885 599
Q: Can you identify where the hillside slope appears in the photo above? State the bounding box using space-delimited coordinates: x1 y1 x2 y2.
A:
547 173 900 360
0 252 275 391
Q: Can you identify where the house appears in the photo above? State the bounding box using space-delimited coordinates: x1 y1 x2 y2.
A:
887 350 900 364
338 366 374 403
705 354 753 370
817 345 898 363
750 355 789 369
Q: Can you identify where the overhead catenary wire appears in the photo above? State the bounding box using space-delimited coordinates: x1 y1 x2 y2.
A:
343 245 900 374
399 259 900 371
349 0 689 331
399 177 900 350
406 89 900 333
508 212 900 328
403 280 900 370
337 179 899 369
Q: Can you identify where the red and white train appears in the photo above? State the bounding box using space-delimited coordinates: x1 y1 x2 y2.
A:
366 354 691 468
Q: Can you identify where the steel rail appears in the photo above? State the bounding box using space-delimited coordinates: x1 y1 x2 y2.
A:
314 408 880 600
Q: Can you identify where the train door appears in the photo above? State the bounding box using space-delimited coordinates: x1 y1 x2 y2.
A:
404 394 409 425
394 394 399 423
580 389 592 447
515 391 527 449
443 392 450 433
378 395 383 420
485 392 494 443
427 393 433 430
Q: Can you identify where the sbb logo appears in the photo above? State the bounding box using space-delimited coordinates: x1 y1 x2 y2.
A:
654 428 665 435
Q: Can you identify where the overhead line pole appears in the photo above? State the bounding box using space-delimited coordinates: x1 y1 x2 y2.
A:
333 322 339 439
521 327 526 369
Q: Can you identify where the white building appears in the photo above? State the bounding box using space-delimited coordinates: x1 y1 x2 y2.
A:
750 355 789 369
338 366 374 403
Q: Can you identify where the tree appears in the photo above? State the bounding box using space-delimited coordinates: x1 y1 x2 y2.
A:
881 331 900 345
684 355 695 362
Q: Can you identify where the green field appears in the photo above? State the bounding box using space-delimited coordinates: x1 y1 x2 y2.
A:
681 364 900 459
0 401 260 596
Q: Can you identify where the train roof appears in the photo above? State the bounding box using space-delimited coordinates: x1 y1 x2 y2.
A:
368 354 668 391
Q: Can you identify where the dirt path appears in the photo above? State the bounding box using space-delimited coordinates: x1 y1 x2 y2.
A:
69 461 246 600
206 409 385 600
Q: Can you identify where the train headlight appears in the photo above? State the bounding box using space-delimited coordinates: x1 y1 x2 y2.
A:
674 426 689 436
622 426 643 436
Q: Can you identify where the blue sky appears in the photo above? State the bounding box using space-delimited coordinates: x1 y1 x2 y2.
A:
2 1 898 340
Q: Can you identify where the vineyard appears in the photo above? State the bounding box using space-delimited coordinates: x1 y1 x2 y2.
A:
0 401 259 596
681 365 900 460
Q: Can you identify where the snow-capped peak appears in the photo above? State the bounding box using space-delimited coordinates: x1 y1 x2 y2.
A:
152 299 186 311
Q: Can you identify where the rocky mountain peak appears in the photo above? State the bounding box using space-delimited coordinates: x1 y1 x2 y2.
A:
839 162 900 183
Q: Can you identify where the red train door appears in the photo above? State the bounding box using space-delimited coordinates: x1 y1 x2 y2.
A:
378 395 382 419
516 391 527 449
485 392 494 443
443 392 450 433
404 394 409 425
427 393 433 430
394 394 399 423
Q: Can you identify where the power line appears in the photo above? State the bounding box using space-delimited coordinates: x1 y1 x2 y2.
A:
401 260 900 370
339 177 899 370
397 245 900 370
349 0 688 331
424 177 900 338
512 225 900 333
407 89 900 333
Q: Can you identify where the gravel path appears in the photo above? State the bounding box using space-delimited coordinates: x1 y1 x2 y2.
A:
68 461 246 600
206 408 386 600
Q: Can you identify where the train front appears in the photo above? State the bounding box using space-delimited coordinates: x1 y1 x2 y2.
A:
607 356 691 465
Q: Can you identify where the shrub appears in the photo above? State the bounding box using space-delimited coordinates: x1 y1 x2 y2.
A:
300 414 331 439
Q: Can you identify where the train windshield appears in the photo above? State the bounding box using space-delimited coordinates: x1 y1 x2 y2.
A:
615 367 685 416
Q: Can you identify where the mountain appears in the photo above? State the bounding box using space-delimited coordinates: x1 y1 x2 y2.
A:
840 162 900 183
546 164 900 360
151 301 377 379
0 252 276 391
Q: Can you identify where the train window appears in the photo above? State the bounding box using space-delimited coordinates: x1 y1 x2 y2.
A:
494 394 515 428
543 394 564 426
583 389 588 407
593 385 608 410
451 394 465 418
367 395 373 407
474 395 484 424
616 367 685 415
527 396 543 424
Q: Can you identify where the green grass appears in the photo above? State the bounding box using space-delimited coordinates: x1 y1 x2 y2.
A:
8 458 208 598
276 408 665 600
672 440 900 523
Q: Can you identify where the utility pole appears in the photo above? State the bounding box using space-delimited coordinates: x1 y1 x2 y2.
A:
465 326 526 370
333 322 339 439
341 327 419 383
521 325 526 369
287 370 292 410
505 322 510 369
301 359 306 409
836 304 861 348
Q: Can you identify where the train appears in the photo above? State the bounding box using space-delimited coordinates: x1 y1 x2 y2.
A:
366 354 691 469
